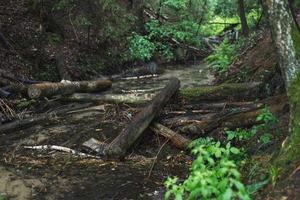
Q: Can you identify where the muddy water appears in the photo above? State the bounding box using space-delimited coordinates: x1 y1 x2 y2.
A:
0 62 213 200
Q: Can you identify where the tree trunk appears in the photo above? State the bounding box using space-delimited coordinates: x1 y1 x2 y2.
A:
28 80 112 99
103 78 180 158
55 49 72 81
262 0 300 173
237 0 249 36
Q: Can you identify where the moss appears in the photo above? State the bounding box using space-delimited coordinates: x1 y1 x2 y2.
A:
179 82 259 101
291 27 300 60
273 71 300 173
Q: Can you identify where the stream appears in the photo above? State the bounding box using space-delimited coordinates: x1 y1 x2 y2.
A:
0 62 213 200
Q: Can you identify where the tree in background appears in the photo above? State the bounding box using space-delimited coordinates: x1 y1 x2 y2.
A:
237 0 249 36
262 0 300 174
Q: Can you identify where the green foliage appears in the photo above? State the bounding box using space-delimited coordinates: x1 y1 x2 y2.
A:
226 107 278 145
17 99 36 109
48 33 61 44
246 179 269 195
255 107 278 143
206 38 238 72
165 138 250 200
226 128 256 142
75 15 92 27
163 0 188 10
0 195 5 200
129 34 156 61
53 0 72 11
269 165 280 187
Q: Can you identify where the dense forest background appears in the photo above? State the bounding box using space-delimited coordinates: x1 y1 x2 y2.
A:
0 0 268 80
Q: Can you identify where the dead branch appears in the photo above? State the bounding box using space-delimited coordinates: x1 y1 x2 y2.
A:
24 145 100 159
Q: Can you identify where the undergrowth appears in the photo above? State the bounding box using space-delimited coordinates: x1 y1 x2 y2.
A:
164 107 278 200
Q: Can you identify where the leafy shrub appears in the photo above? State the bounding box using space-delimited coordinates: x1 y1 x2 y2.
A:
164 138 250 200
206 38 237 72
129 34 156 61
226 107 278 144
226 128 256 141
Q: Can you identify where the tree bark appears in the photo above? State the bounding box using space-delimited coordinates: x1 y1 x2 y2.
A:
263 0 300 173
63 92 154 105
55 49 72 80
103 78 180 158
28 80 112 99
237 0 249 36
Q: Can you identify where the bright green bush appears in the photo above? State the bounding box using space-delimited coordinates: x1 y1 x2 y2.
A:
129 34 156 61
164 138 250 200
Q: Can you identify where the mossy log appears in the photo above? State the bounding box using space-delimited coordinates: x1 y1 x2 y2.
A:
28 80 112 99
179 82 262 101
103 78 180 158
150 122 191 149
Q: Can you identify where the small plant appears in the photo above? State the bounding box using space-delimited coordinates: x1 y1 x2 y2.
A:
226 107 278 145
164 138 250 200
226 128 256 141
206 38 237 72
269 165 280 187
255 107 278 144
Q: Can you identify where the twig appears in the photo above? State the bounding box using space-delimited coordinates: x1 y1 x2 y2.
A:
289 164 300 178
24 145 101 159
147 139 169 178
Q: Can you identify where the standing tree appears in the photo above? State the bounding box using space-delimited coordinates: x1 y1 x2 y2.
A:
262 0 300 173
237 0 249 36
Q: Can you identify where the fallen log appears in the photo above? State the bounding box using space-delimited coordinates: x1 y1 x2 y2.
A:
63 92 155 104
24 145 100 159
28 80 112 99
179 82 262 101
182 101 258 110
150 122 191 150
103 78 180 158
0 103 93 133
177 95 287 135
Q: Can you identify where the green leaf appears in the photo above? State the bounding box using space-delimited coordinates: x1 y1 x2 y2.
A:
230 147 240 155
